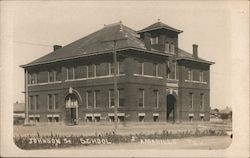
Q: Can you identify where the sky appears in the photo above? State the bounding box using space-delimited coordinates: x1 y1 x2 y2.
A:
11 1 236 109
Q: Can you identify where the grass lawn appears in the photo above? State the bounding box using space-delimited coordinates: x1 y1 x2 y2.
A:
14 122 232 137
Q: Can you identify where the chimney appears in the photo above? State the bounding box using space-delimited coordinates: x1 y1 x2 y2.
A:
53 45 62 51
144 32 151 50
192 44 198 58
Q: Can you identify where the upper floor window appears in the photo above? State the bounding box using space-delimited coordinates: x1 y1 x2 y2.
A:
153 64 159 77
137 61 144 75
138 89 144 108
28 73 37 84
66 67 75 80
170 43 175 54
199 71 204 82
150 36 158 44
118 61 125 74
48 70 60 82
167 61 176 79
87 65 96 78
187 69 193 81
165 42 170 52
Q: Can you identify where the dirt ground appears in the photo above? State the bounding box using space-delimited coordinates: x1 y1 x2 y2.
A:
14 122 232 137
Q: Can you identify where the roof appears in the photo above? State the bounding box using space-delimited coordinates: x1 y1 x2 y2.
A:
13 102 25 113
137 21 183 34
177 48 214 65
21 21 212 67
22 22 160 67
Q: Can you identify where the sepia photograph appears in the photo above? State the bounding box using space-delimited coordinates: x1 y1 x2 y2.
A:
0 0 249 157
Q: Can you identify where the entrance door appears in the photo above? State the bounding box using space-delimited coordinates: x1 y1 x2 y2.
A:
166 94 176 122
65 93 79 125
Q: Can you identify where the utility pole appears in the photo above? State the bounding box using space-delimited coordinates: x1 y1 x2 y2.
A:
113 41 118 131
101 21 128 131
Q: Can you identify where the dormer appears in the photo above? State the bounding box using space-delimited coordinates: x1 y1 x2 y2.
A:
137 21 183 54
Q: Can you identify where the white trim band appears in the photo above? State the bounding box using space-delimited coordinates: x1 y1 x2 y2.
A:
153 113 159 116
188 114 194 117
138 113 145 116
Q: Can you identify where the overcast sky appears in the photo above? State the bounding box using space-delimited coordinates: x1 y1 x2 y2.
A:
11 1 239 109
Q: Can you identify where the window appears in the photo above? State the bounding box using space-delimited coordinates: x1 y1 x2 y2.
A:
48 70 60 82
153 64 158 76
48 71 54 82
139 116 144 122
86 116 92 122
29 95 39 111
170 43 175 53
96 64 102 76
109 63 114 75
137 61 144 75
153 116 159 122
48 94 53 110
36 96 39 110
83 66 88 78
94 90 100 108
88 65 95 78
167 62 176 79
86 91 93 108
48 117 53 123
54 94 59 109
109 89 115 108
153 90 159 108
165 42 170 52
29 73 37 84
48 94 58 110
118 116 125 122
118 89 125 107
200 93 204 109
139 89 144 107
189 93 194 108
35 117 40 123
54 117 59 122
166 61 170 78
187 69 193 81
67 67 75 80
199 71 204 82
118 61 125 74
150 36 158 44
29 96 35 110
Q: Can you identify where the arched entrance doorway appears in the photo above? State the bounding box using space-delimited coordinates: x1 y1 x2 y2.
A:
166 94 176 123
65 93 79 125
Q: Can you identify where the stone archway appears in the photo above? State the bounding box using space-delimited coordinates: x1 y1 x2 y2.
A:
166 94 176 122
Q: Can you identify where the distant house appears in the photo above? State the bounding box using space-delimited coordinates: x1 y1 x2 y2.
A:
219 106 232 120
13 102 25 125
20 21 214 124
210 107 232 122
